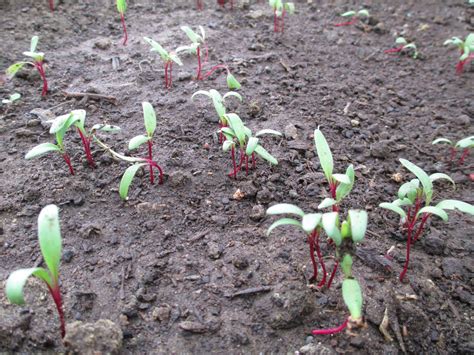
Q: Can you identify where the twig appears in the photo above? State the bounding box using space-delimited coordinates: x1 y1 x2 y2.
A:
227 286 273 298
62 91 117 103
189 229 211 243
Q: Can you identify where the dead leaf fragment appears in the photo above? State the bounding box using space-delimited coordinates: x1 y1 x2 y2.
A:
233 189 245 200
391 172 403 183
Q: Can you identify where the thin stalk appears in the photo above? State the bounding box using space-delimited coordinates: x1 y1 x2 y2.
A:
148 161 164 185
273 9 277 32
196 0 203 11
231 146 237 179
169 62 173 88
315 232 327 288
334 18 357 27
399 226 412 282
252 152 256 168
203 64 228 79
148 140 154 184
49 0 54 12
280 9 286 33
459 148 469 165
308 230 318 282
46 284 65 338
120 13 128 46
219 122 225 144
326 260 339 289
449 147 456 166
312 317 348 335
384 46 404 54
411 213 430 244
62 153 74 175
164 62 169 88
77 128 95 168
34 61 48 97
196 46 202 80
329 181 339 212
245 155 249 175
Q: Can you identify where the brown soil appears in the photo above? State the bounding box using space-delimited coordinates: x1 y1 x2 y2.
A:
0 0 473 353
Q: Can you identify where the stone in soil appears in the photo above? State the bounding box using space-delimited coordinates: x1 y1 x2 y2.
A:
64 319 122 354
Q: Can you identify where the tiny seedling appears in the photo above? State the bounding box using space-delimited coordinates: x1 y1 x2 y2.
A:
1 93 21 105
117 0 128 45
191 89 242 143
177 26 208 80
444 34 474 74
221 114 281 178
433 136 473 166
144 37 183 89
380 159 474 282
314 128 355 212
128 102 159 184
385 37 419 59
312 210 367 335
7 36 49 96
334 9 369 27
5 204 66 338
269 0 295 33
201 64 241 90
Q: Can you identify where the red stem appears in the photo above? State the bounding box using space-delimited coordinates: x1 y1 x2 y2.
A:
62 153 75 175
169 62 173 88
334 18 357 27
280 9 285 33
49 0 54 12
77 129 95 168
384 45 404 54
326 260 339 289
411 213 430 244
219 122 225 144
203 64 229 79
329 181 339 212
458 148 469 165
231 146 237 179
34 62 48 97
315 232 327 288
245 155 249 175
312 317 348 335
120 13 128 46
196 0 203 11
196 46 202 80
148 140 154 184
273 9 277 32
252 152 256 168
46 283 65 338
308 230 318 282
147 160 164 185
164 62 169 88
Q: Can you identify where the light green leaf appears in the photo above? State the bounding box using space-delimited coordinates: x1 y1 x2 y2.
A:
142 101 156 137
284 3 295 15
395 37 407 45
254 145 278 165
417 206 448 221
226 113 246 146
246 137 259 156
341 254 353 278
302 213 322 233
400 159 433 205
397 179 419 201
357 9 369 17
91 124 121 132
38 205 62 283
429 173 455 188
342 279 363 319
226 73 241 90
379 202 407 218
266 203 305 217
223 140 234 152
332 173 351 185
169 52 183 66
335 164 355 201
455 136 474 149
119 163 147 200
30 36 39 52
23 51 44 62
322 212 341 246
348 210 367 243
255 129 282 137
267 218 302 236
432 138 453 145
221 127 236 139
393 198 413 207
436 200 474 215
341 11 356 17
222 91 242 102
314 128 333 182
181 26 201 44
209 90 226 119
144 37 170 61
128 135 149 150
318 198 337 209
25 143 61 159
117 0 127 13
6 62 27 79
5 268 52 305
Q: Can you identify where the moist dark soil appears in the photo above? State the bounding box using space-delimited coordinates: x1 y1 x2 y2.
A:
1 0 473 353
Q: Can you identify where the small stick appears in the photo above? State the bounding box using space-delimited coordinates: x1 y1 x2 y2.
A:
62 91 117 103
228 286 272 298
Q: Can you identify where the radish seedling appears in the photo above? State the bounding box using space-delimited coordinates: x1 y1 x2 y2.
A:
334 9 369 27
222 115 281 178
312 210 367 335
314 128 355 213
7 36 49 96
379 159 474 282
385 37 419 59
444 34 474 74
177 26 207 80
5 205 66 338
128 102 160 184
201 64 241 90
191 89 242 143
117 0 128 45
433 136 473 166
269 0 295 33
1 93 21 105
144 37 183 89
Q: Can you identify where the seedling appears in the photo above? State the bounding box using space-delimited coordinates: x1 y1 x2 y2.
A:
49 0 54 11
196 0 203 11
6 205 66 338
192 89 242 143
128 102 159 184
334 9 369 27
7 36 49 96
269 0 295 33
385 37 419 59
444 34 474 74
144 37 183 89
177 26 207 80
117 0 128 45
314 128 355 213
1 93 21 105
433 136 473 166
312 210 367 335
221 114 281 178
380 159 474 282
201 64 241 90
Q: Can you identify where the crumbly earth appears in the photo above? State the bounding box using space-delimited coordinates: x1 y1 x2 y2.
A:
0 0 473 353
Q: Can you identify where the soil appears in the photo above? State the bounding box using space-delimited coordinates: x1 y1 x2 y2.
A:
0 0 473 353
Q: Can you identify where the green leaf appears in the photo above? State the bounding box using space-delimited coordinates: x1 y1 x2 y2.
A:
255 129 282 137
222 91 242 102
455 136 474 149
341 11 356 17
142 101 156 137
314 128 333 182
266 203 305 217
144 37 170 61
226 73 241 90
128 135 149 150
284 3 295 15
429 173 455 188
322 212 341 246
348 210 367 243
25 143 61 159
302 213 322 233
209 90 226 119
416 206 448 221
436 200 474 215
226 113 246 146
30 36 39 52
5 268 52 305
342 279 363 320
332 173 351 185
169 52 183 66
318 197 337 209
6 62 27 79
119 163 147 200
395 37 407 45
9 93 21 101
70 109 87 133
37 205 62 283
222 140 234 152
400 159 433 205
23 51 44 62
397 179 419 201
357 9 369 17
254 145 278 165
246 137 259 156
91 124 121 132
117 0 127 13
267 218 302 236
432 138 453 145
335 164 355 201
341 254 353 278
379 202 407 219
221 127 236 139
393 198 413 207
181 26 201 44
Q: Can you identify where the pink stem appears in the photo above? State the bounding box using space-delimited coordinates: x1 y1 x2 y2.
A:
148 140 154 184
203 64 229 80
164 62 169 88
49 0 54 12
458 148 469 165
219 122 225 144
411 213 430 244
252 152 256 168
62 153 75 175
315 233 327 288
273 9 277 32
196 46 202 80
326 260 339 289
384 46 404 54
329 182 339 212
196 0 203 10
245 155 249 175
77 128 95 168
169 62 173 88
280 9 285 33
231 146 237 179
308 230 318 282
334 18 357 27
46 284 65 338
34 62 48 97
147 160 164 185
312 317 348 335
120 13 128 46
